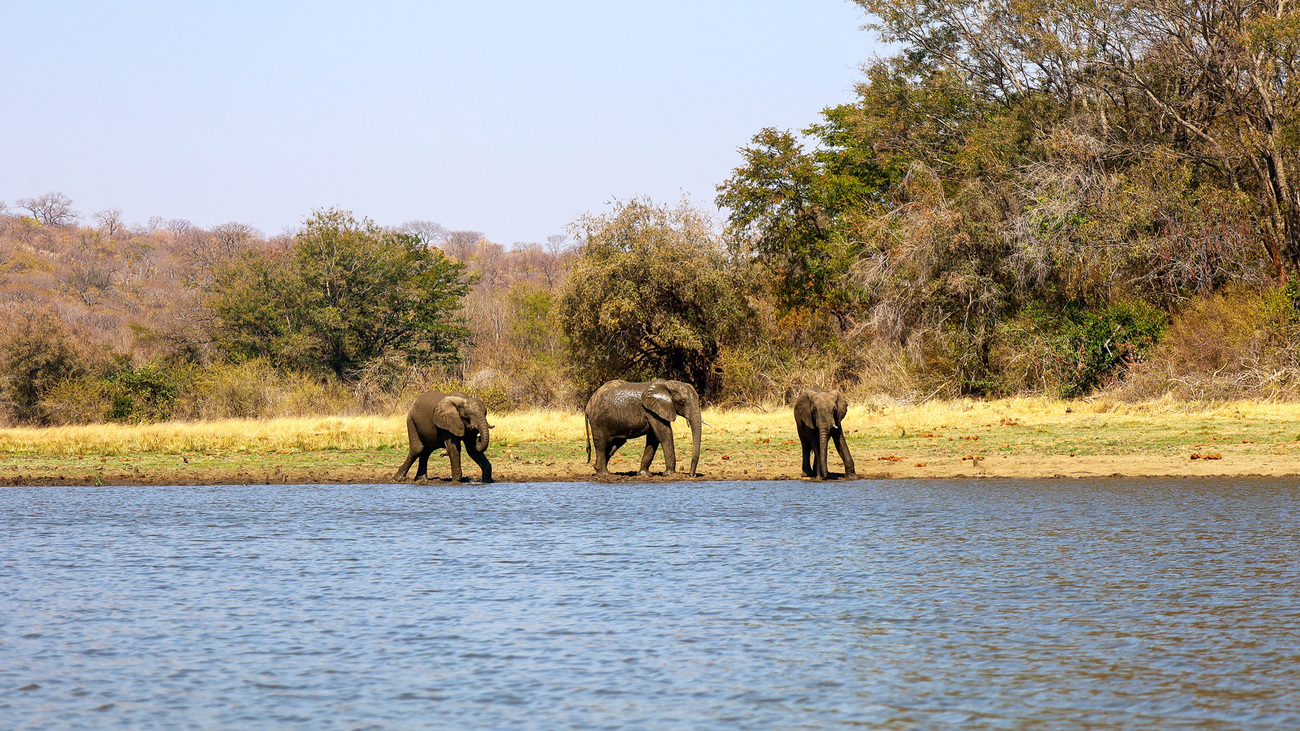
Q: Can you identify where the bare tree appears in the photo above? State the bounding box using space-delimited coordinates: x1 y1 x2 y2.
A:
545 233 569 256
444 230 484 262
181 222 263 286
398 220 448 248
16 192 78 226
210 222 260 258
94 209 124 237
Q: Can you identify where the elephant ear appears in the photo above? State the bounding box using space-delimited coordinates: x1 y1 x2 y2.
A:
833 391 849 425
793 391 813 424
433 396 467 437
642 383 677 424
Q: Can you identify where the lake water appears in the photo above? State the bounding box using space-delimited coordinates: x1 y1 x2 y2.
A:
2 480 1298 729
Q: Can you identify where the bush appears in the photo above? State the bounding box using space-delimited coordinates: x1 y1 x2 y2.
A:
104 363 182 423
1058 301 1166 397
1118 287 1300 401
0 310 107 424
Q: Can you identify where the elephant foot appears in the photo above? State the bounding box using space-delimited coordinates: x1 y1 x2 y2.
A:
481 475 494 483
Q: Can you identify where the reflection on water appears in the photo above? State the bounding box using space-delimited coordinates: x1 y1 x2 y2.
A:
1 480 1298 729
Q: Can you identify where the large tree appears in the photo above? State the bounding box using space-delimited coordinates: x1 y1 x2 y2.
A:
208 208 473 379
853 0 1300 276
558 199 752 397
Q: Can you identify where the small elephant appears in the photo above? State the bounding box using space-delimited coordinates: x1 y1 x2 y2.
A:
584 379 702 477
794 387 856 480
395 390 493 483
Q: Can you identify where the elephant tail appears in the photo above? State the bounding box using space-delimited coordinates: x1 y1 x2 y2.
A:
585 412 592 464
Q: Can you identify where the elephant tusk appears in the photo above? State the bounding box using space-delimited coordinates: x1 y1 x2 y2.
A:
700 420 712 427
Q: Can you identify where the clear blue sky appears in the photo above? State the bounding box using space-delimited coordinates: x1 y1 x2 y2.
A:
1 1 880 244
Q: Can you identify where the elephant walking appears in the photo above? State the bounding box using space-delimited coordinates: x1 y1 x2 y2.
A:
395 390 493 482
794 387 855 480
584 379 702 477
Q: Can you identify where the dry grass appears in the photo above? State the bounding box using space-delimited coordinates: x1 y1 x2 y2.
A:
5 397 1300 457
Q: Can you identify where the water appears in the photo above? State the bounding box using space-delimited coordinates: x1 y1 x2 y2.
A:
1 480 1298 729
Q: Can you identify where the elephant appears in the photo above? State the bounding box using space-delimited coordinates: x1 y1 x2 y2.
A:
794 387 856 480
395 390 493 483
584 379 702 477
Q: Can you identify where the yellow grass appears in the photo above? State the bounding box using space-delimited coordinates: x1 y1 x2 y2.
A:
5 397 1300 457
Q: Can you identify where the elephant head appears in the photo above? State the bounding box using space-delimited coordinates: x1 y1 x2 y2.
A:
433 395 492 452
642 379 702 476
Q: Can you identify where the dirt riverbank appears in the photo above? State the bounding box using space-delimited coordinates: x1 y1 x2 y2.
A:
4 399 1300 486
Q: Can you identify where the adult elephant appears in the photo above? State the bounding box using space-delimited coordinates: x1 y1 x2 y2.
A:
793 387 856 480
585 379 702 477
395 390 493 483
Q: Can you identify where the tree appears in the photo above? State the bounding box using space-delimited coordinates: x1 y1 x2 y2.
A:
851 0 1300 275
558 198 752 397
17 192 77 226
0 310 104 424
207 208 474 379
399 220 448 248
94 209 124 237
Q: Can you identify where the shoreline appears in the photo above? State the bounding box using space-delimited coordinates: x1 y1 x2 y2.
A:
5 397 1300 486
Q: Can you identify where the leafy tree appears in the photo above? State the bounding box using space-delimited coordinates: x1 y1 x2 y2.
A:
0 310 105 424
852 0 1300 275
208 208 473 379
558 198 753 397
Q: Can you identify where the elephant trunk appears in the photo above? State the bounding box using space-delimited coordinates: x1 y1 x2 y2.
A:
818 426 830 480
687 402 702 477
474 417 490 452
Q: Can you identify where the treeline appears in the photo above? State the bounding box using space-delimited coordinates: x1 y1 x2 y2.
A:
0 199 575 425
7 0 1300 425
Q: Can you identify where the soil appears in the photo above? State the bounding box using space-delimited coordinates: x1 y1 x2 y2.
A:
5 451 1300 487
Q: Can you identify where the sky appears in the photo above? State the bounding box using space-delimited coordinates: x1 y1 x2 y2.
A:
1 1 882 244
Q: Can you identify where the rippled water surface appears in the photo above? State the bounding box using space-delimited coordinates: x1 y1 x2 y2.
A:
2 480 1299 729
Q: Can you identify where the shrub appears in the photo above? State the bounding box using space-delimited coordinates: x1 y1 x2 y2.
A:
1119 287 1300 401
0 310 107 424
104 363 182 423
1058 301 1166 397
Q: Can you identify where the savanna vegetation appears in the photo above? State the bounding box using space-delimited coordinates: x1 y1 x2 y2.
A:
6 0 1300 432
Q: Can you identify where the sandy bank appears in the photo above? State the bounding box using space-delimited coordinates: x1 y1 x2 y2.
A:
3 397 1300 485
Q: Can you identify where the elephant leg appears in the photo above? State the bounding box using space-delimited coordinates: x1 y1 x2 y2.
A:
396 451 418 480
638 435 659 476
592 434 610 473
445 437 464 481
833 428 855 476
797 425 816 477
605 438 626 472
467 446 493 483
396 418 423 480
415 447 433 480
647 420 676 475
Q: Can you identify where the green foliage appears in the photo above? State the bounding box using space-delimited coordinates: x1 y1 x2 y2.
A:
559 198 753 397
1058 302 1166 397
0 311 105 425
715 128 873 316
104 363 182 423
208 208 473 380
507 282 561 359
